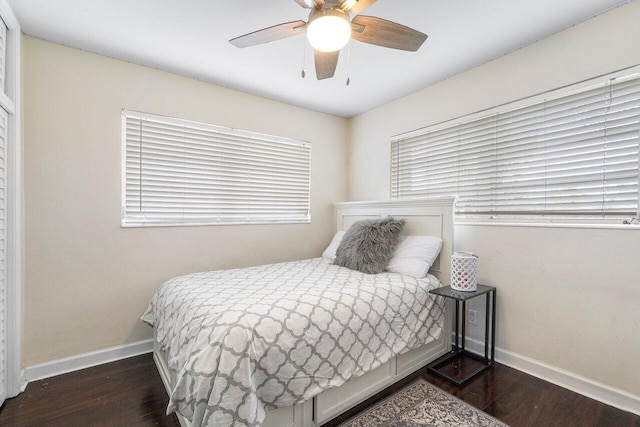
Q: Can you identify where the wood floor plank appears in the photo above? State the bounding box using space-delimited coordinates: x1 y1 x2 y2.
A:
0 354 180 427
0 353 638 427
443 369 640 427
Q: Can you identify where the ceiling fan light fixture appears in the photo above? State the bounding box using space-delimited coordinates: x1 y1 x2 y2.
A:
307 8 352 52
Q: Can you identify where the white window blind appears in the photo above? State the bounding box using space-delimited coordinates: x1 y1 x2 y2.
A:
122 110 311 227
391 72 640 218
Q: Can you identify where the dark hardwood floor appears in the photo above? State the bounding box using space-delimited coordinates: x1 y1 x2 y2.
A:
0 353 638 426
0 354 179 427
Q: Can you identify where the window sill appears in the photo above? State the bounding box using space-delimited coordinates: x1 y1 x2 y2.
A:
455 220 640 231
122 218 311 228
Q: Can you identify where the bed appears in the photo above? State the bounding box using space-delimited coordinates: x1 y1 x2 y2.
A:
144 197 455 427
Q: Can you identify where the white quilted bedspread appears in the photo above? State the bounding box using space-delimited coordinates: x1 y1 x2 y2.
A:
142 257 444 427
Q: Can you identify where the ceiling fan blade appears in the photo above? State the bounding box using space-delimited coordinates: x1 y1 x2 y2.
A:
351 15 427 51
341 0 377 13
314 50 339 80
294 0 325 8
230 21 307 48
297 0 325 8
293 0 313 8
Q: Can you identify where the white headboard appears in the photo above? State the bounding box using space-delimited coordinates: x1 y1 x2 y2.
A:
334 197 455 286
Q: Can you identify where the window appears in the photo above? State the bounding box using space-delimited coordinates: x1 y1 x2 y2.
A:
391 70 640 221
122 110 311 227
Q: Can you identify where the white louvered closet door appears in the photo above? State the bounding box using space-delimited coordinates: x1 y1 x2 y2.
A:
0 13 7 406
0 3 18 406
0 107 7 406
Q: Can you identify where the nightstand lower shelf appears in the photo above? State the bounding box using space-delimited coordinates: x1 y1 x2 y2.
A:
427 349 494 385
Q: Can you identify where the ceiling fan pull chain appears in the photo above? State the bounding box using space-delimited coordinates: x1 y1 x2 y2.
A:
301 39 308 78
346 40 351 86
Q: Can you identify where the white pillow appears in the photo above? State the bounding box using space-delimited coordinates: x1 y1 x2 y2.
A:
321 231 346 260
386 236 443 278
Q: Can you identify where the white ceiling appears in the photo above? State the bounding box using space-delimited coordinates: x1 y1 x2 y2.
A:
9 0 632 118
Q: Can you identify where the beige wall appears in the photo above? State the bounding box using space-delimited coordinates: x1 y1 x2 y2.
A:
20 0 640 403
23 36 348 366
348 1 640 398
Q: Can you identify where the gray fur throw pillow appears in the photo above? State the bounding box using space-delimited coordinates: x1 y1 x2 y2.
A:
334 217 406 274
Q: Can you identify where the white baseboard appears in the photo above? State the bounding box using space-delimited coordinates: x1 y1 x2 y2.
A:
19 369 27 393
23 339 153 382
463 336 640 417
20 336 640 417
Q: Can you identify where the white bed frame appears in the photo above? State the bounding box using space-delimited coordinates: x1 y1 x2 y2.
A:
153 197 455 427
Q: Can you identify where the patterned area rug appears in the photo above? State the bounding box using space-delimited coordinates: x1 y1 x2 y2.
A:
339 379 509 427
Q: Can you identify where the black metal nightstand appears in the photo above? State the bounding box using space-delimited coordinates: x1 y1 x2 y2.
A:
427 284 496 385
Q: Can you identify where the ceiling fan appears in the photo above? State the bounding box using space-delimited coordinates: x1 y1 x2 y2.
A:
230 0 427 80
